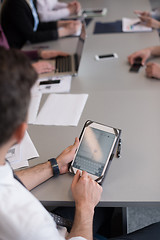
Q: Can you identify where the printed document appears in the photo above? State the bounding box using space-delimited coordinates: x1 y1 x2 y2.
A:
6 131 39 169
122 18 152 32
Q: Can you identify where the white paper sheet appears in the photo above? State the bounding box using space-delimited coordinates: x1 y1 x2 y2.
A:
20 131 39 161
38 75 72 94
35 94 88 126
28 91 42 124
6 131 39 169
122 18 152 32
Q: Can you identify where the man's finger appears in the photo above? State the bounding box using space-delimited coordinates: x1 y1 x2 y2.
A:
72 170 81 186
82 171 88 178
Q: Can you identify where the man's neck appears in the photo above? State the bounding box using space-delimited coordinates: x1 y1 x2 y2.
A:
0 141 15 166
0 147 8 165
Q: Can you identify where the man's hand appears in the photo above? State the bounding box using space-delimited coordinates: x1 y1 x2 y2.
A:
128 48 152 66
71 171 102 210
56 138 79 174
32 61 54 74
67 171 102 240
140 16 160 29
145 62 160 79
40 50 68 59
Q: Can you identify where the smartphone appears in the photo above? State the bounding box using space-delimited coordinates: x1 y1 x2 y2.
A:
129 57 142 72
95 53 118 61
70 121 119 183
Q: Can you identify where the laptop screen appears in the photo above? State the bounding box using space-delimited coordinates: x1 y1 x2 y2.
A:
75 22 86 68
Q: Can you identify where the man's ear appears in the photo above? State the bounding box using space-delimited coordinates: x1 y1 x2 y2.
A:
14 122 28 144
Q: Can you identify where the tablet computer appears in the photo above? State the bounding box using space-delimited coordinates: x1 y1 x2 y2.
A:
69 120 121 183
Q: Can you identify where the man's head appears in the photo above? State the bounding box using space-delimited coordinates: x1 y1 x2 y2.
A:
0 47 37 147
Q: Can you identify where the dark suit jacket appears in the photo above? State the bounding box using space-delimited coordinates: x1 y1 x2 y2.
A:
1 0 58 48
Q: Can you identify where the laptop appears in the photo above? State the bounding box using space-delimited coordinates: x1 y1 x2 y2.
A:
39 22 86 78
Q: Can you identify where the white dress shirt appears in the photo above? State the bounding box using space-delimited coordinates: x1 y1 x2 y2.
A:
37 0 70 22
0 161 85 240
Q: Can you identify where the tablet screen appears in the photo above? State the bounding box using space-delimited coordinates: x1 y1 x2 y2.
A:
73 126 116 176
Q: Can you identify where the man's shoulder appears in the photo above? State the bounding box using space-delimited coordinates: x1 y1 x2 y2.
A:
0 182 57 240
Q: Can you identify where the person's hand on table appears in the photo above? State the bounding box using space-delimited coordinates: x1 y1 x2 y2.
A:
58 20 81 37
71 171 102 210
32 61 54 74
39 50 69 59
145 62 160 79
128 48 152 66
56 137 79 174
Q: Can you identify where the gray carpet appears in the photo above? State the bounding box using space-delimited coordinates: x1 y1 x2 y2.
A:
127 207 160 233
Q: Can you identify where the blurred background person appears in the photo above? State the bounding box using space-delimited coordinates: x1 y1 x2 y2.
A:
37 0 81 22
1 0 81 48
128 45 160 79
0 24 68 74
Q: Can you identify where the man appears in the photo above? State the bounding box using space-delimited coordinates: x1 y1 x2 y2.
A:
0 47 102 240
128 46 160 79
1 47 160 240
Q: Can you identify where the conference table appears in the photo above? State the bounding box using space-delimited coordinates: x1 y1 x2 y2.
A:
25 0 160 210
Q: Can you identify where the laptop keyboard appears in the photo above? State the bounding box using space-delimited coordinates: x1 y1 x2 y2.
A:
55 55 72 73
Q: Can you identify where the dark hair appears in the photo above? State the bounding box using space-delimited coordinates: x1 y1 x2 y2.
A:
0 47 37 146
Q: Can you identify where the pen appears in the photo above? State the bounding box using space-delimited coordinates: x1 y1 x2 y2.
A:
131 21 141 28
39 80 61 85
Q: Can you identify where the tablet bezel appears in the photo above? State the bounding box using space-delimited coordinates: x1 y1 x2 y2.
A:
70 121 119 182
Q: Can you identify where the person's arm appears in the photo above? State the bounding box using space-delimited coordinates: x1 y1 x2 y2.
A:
22 50 39 60
54 2 68 9
37 0 70 22
15 138 79 190
67 171 103 240
128 46 160 65
151 7 160 20
149 46 160 56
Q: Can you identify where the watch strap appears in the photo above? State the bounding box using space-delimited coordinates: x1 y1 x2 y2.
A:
48 158 60 177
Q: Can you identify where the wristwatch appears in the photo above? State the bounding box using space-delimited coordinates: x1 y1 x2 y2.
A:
48 158 60 177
